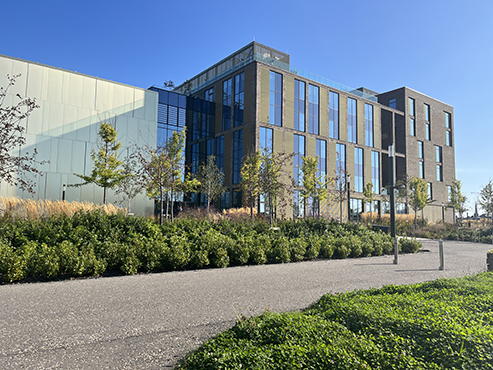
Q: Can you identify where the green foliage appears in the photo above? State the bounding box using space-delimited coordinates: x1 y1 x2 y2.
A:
177 273 493 369
196 155 225 213
0 212 406 283
399 237 422 253
409 177 430 223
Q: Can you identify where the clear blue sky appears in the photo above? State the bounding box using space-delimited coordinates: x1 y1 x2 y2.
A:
2 0 492 211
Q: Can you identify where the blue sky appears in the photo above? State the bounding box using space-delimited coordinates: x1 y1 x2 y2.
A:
2 0 492 211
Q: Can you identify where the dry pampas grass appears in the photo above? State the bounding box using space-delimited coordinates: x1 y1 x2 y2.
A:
0 197 119 220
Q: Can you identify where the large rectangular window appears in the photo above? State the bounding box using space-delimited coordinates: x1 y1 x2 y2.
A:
371 151 380 195
329 91 339 139
409 97 415 116
308 84 319 135
294 79 305 132
191 143 200 175
354 147 363 192
259 126 273 153
350 199 363 221
445 112 452 129
269 71 282 126
293 190 304 219
215 135 224 172
348 98 357 143
436 164 443 182
222 78 232 131
418 141 424 159
234 72 244 127
435 145 442 163
233 130 243 184
316 139 326 180
389 99 396 109
365 104 373 147
205 87 214 102
336 143 346 186
293 134 305 186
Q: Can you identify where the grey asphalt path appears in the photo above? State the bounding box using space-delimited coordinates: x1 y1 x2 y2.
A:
1 239 491 369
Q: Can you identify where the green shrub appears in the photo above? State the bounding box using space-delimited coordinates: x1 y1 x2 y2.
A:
319 235 335 259
165 235 190 270
228 234 251 266
290 237 307 262
305 235 321 259
399 237 422 253
269 236 291 263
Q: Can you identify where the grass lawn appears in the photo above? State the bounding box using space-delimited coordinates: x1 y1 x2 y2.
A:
176 273 493 369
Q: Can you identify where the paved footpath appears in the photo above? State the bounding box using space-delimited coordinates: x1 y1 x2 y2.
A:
1 240 491 369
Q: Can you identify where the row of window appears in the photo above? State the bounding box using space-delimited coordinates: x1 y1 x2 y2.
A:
269 71 375 147
409 97 452 147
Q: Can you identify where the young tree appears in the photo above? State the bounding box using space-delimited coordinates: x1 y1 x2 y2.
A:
409 177 429 227
241 150 262 219
114 152 143 213
479 180 493 224
0 74 46 193
363 182 376 223
259 149 294 224
300 155 328 218
137 130 187 224
196 155 225 214
329 166 349 222
73 121 125 205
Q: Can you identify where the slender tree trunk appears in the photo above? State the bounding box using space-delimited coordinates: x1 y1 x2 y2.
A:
103 187 107 205
160 187 164 225
171 186 175 222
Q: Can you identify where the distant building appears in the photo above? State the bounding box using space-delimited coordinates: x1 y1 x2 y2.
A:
0 42 455 222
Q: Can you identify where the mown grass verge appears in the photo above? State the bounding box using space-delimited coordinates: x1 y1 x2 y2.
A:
0 209 421 284
176 273 493 369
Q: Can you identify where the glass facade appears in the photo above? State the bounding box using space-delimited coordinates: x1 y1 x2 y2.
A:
348 97 357 143
189 97 214 141
308 84 319 135
269 71 282 126
329 91 339 139
233 130 243 184
293 134 305 186
354 147 363 192
294 79 305 132
365 103 373 147
259 126 273 153
234 72 244 127
389 98 396 109
205 87 214 102
215 135 224 172
371 151 380 195
222 78 232 131
350 199 363 220
152 88 187 149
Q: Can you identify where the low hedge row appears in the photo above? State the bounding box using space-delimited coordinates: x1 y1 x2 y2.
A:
177 273 493 369
0 211 420 283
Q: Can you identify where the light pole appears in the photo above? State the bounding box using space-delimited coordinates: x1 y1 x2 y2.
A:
389 143 398 264
62 184 66 201
442 201 445 223
347 174 351 222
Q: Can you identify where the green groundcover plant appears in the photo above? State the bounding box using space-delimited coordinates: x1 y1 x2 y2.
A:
0 210 420 283
177 273 493 370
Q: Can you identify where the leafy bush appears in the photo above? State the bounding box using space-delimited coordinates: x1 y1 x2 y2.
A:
177 273 493 370
399 237 422 253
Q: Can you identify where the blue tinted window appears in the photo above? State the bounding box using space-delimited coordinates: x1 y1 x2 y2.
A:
425 104 430 122
233 130 243 184
389 99 396 109
316 139 326 180
294 80 305 132
336 143 346 187
259 126 273 153
223 78 232 131
293 134 305 186
329 92 339 139
269 71 282 126
419 161 424 179
371 151 379 195
348 98 357 143
418 141 424 159
409 98 415 116
354 147 363 192
308 84 319 135
365 104 373 147
215 135 224 172
234 73 244 127
205 87 214 102
410 118 416 136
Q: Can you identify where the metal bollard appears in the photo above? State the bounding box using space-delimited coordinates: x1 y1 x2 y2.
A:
439 239 444 270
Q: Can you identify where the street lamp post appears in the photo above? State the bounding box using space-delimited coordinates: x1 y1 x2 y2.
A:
347 175 351 222
62 184 66 201
442 201 445 223
389 144 398 264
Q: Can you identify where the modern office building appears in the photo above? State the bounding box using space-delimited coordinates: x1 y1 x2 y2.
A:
0 42 455 222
